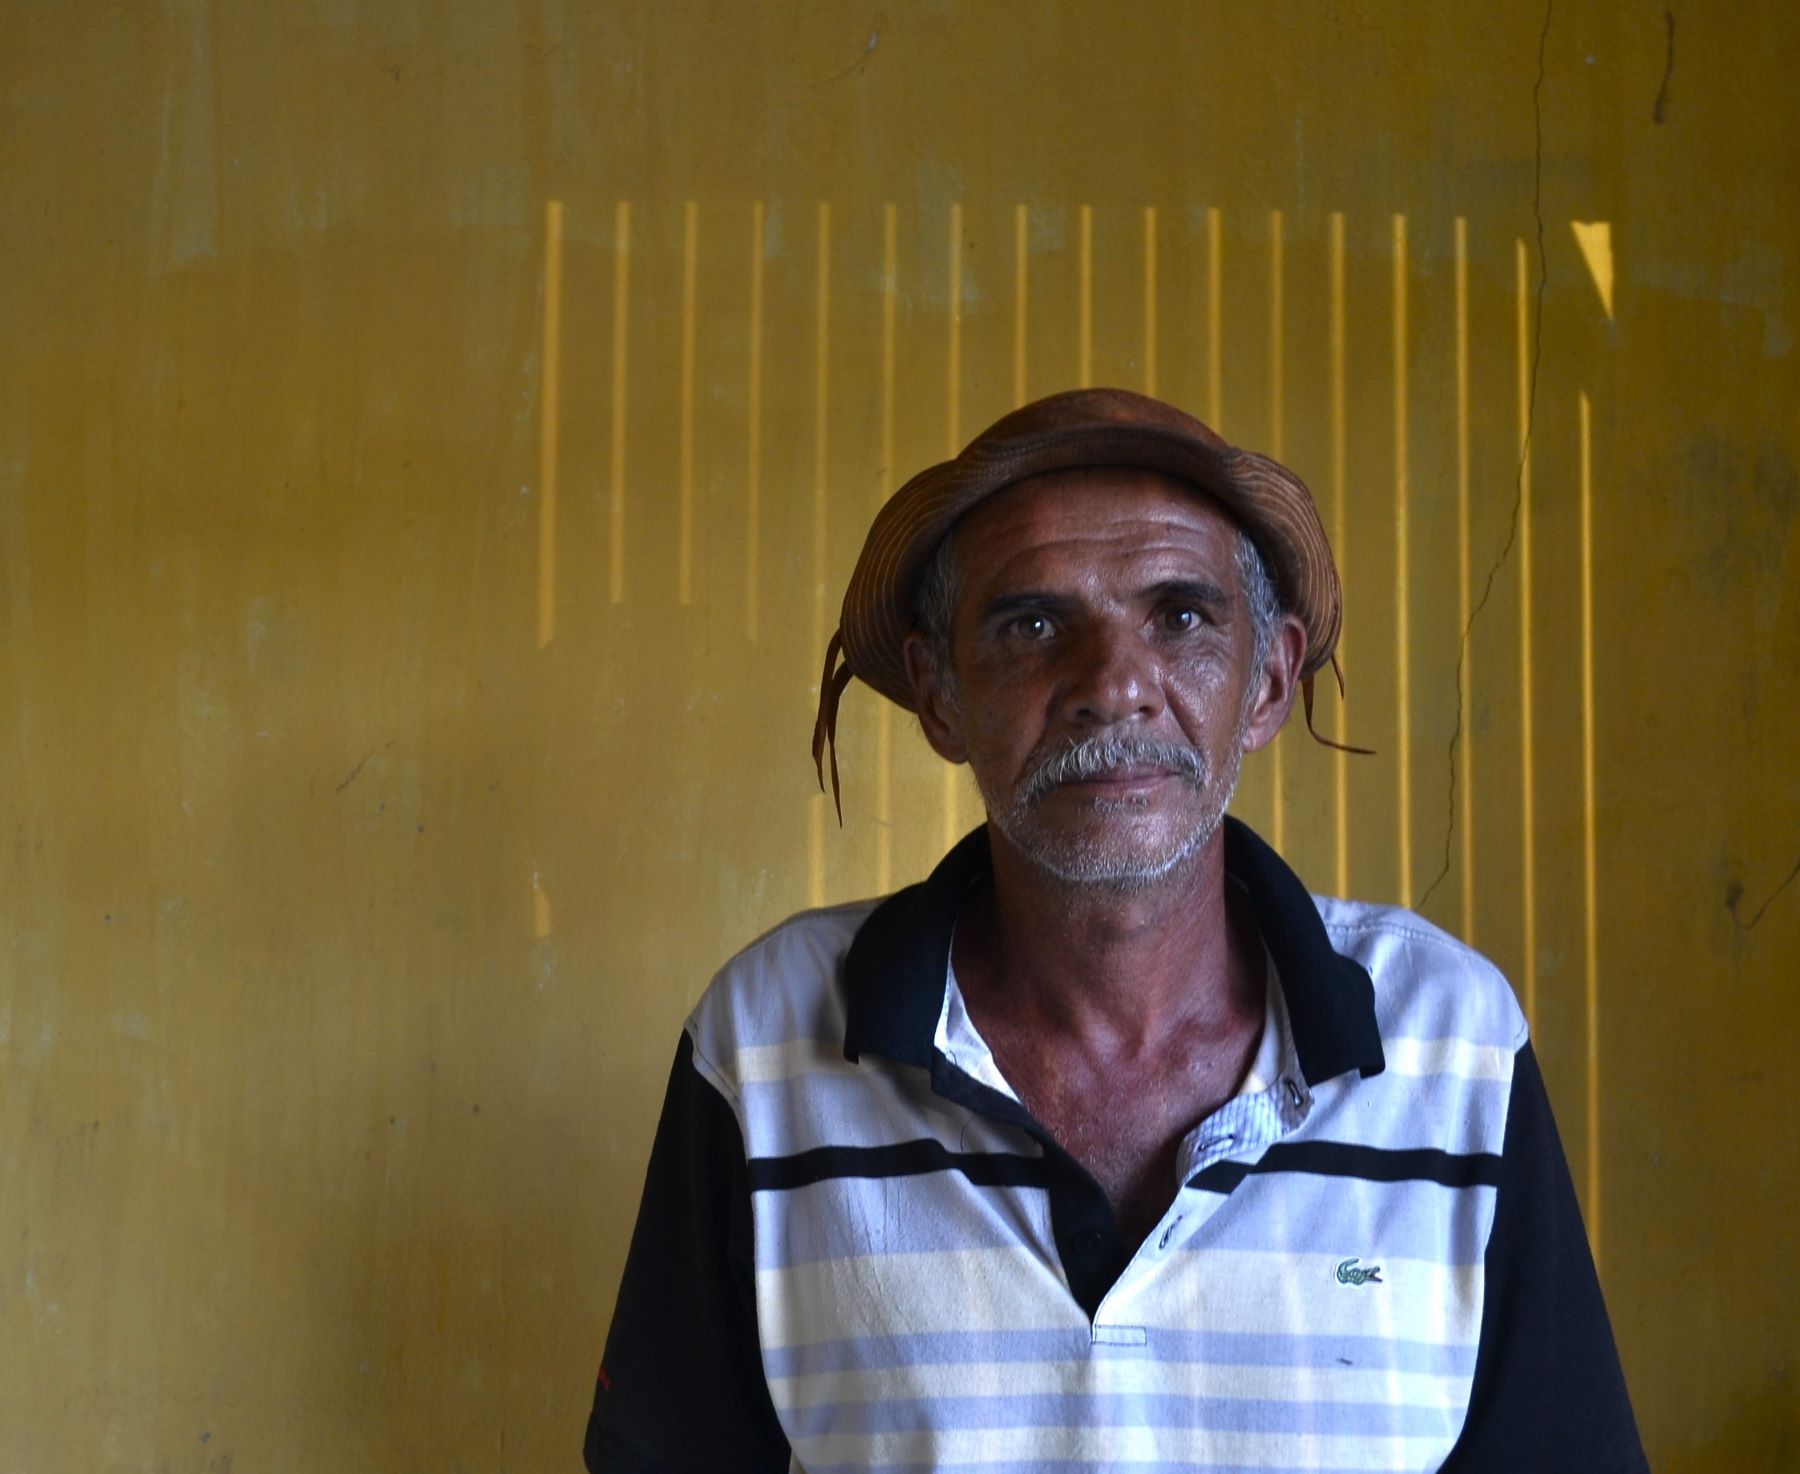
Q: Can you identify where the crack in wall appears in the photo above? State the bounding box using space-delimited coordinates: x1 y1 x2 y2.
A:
1417 0 1554 915
332 739 394 796
1727 855 1800 932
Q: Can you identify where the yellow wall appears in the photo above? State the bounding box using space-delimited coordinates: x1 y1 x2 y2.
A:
3 3 1795 1469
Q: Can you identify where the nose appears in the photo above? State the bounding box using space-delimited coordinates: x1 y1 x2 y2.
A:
1059 625 1166 729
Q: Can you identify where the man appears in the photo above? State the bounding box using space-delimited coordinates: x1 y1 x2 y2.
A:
584 389 1646 1472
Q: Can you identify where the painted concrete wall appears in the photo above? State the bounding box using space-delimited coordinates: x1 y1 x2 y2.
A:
2 2 1794 1469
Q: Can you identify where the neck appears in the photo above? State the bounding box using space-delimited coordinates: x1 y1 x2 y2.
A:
956 821 1262 1055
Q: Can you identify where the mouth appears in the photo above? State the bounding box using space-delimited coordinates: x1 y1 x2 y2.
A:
1055 765 1178 795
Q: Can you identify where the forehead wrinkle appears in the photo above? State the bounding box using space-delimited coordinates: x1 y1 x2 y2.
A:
966 531 1242 609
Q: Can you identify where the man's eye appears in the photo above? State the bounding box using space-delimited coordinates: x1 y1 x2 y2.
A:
1163 607 1202 633
1007 614 1056 641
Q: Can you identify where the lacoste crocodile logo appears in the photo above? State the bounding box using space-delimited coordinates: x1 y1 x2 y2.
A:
1336 1257 1384 1286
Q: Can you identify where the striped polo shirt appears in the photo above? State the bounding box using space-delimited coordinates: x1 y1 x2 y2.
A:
586 820 1644 1474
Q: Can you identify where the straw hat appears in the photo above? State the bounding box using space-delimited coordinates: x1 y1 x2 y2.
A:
813 388 1358 811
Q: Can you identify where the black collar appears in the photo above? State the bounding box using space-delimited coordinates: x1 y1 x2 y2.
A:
841 816 1385 1087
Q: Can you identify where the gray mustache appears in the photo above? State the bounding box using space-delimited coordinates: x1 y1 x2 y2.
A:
1020 735 1209 805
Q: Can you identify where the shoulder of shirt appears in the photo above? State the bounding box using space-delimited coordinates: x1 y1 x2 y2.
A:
680 897 885 1104
1311 892 1530 1054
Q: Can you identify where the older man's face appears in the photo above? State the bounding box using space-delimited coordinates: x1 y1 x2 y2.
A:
907 468 1298 889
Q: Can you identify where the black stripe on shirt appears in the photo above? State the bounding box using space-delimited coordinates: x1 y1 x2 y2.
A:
1187 1140 1504 1193
748 1139 1052 1193
749 1137 1498 1195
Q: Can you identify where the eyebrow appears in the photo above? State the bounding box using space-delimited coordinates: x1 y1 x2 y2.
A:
977 578 1235 624
1144 577 1234 611
978 590 1079 624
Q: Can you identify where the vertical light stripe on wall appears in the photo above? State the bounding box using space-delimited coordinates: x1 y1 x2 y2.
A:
537 200 563 650
1454 216 1475 942
1515 236 1538 1031
1393 214 1413 904
1014 204 1029 407
1267 210 1285 458
809 202 832 909
812 202 832 665
745 201 766 643
1329 211 1349 898
532 861 552 938
1143 206 1159 397
1579 387 1602 1266
943 203 966 854
1268 207 1286 853
608 200 632 605
947 201 964 451
1206 206 1223 429
677 200 699 606
1077 203 1093 389
878 202 899 894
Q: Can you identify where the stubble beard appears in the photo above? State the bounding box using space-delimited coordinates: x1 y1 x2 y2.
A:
976 725 1249 894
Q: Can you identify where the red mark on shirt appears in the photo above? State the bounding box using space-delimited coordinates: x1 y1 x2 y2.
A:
596 1363 613 1392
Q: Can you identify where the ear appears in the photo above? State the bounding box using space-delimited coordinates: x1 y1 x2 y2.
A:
902 632 970 765
1239 613 1306 754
